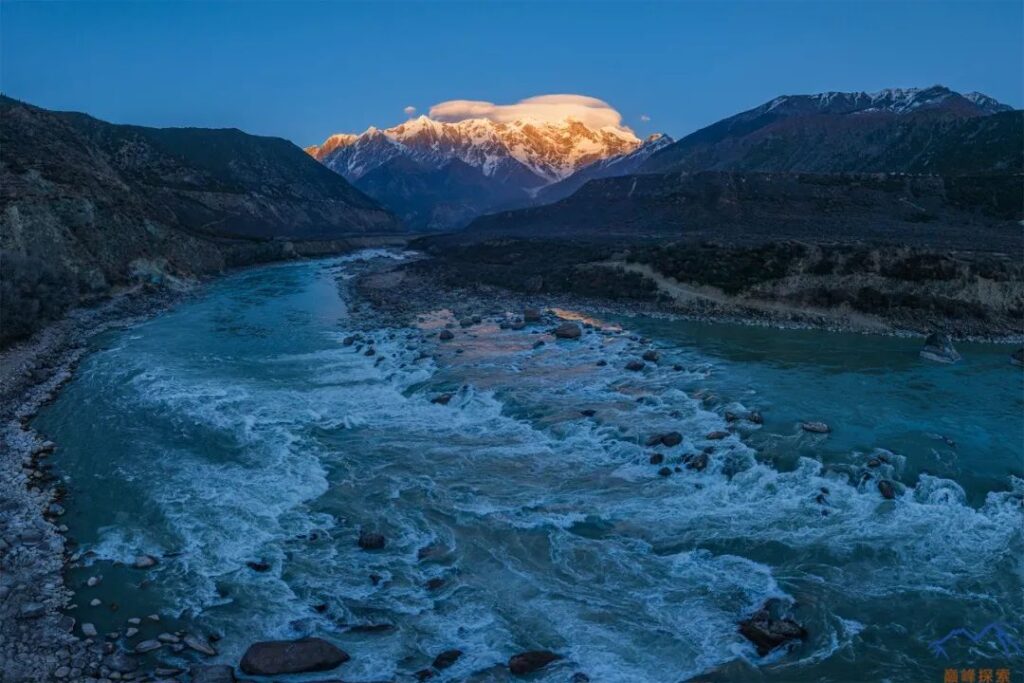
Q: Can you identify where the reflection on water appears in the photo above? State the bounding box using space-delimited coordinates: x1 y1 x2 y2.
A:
35 252 1024 682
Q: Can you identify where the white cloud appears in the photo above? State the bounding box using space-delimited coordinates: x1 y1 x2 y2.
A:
640 114 651 123
428 94 633 133
403 105 417 117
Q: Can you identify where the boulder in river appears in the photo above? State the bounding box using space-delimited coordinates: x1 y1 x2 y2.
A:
705 430 729 440
432 649 462 670
523 308 542 323
738 603 807 656
357 530 386 550
919 332 961 363
438 330 454 341
625 360 645 372
509 650 561 676
240 637 350 676
800 421 830 434
748 411 764 425
642 350 660 362
649 453 665 465
430 393 453 405
132 554 158 569
878 480 897 500
553 322 582 339
686 452 709 471
660 432 683 447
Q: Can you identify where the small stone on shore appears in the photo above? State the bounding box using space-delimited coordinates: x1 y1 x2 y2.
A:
184 634 217 656
553 322 582 339
135 639 162 653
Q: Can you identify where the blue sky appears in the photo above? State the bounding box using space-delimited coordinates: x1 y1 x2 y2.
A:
2 1 1020 146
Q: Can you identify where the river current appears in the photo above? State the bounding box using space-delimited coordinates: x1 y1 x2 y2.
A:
34 251 1024 682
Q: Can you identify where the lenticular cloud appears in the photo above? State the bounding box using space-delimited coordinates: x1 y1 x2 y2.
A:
428 94 632 133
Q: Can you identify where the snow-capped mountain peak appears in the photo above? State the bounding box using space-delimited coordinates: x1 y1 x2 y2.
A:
307 115 641 185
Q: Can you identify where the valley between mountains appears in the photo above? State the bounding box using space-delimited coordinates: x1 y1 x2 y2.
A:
1 84 1022 683
2 85 1021 349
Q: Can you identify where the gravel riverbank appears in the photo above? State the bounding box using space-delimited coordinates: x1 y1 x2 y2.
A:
0 286 190 682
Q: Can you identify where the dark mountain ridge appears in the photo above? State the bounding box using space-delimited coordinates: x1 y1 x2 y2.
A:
0 95 401 344
458 170 1022 250
641 86 1021 175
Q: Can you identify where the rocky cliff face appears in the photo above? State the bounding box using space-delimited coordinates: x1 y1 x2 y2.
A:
0 96 402 345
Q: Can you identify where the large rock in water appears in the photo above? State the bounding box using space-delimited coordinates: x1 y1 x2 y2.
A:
920 332 961 363
240 637 349 675
509 650 561 675
738 603 807 656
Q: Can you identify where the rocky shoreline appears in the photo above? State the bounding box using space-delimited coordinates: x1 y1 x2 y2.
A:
0 284 193 682
354 252 1024 346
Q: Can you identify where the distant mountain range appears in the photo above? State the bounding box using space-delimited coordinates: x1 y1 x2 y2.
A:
307 85 1019 232
453 86 1021 246
640 85 1018 174
306 116 645 229
0 95 399 343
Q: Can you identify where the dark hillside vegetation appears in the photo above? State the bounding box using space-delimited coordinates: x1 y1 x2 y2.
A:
0 96 402 345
